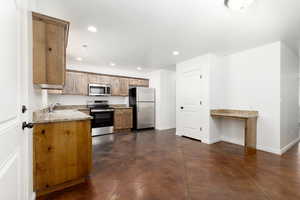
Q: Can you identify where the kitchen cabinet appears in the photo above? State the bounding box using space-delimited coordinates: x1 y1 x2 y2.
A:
88 74 111 85
129 78 149 87
112 77 130 96
32 12 69 89
114 108 133 131
33 120 91 196
63 71 88 95
58 70 149 96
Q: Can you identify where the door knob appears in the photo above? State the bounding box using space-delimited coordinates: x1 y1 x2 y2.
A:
180 106 184 109
22 122 34 130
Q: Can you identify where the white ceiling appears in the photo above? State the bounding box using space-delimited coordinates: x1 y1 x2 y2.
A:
36 0 300 72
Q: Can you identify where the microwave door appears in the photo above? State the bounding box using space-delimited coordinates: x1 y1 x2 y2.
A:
89 85 106 96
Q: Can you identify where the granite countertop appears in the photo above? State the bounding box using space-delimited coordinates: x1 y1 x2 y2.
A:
33 109 92 124
55 105 89 111
211 109 258 119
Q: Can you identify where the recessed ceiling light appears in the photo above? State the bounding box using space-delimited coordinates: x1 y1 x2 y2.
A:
110 62 116 66
76 57 83 61
137 67 142 71
87 26 97 33
225 0 255 11
173 51 180 56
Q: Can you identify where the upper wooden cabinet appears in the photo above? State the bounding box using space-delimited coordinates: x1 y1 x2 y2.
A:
129 78 149 87
111 77 129 96
32 12 70 89
63 71 88 95
88 74 111 85
60 70 149 96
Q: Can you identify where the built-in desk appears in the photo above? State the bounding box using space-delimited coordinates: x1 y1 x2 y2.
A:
211 109 259 154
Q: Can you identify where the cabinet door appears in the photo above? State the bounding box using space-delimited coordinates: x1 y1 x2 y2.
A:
119 78 129 96
33 19 47 84
88 74 112 85
114 109 133 130
111 77 120 96
139 79 149 87
46 23 65 85
111 78 129 96
63 71 88 95
34 121 91 191
129 78 149 87
32 16 66 86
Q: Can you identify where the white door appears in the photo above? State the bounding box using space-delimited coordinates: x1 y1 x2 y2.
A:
177 65 209 141
0 0 29 199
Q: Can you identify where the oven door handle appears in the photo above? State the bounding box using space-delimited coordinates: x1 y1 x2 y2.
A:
91 109 114 112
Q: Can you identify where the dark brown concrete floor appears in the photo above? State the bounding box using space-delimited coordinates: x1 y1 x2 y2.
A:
38 129 300 200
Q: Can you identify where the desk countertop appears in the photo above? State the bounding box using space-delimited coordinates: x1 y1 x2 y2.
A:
211 109 258 119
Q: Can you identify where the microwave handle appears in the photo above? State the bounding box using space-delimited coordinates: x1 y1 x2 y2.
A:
106 87 111 94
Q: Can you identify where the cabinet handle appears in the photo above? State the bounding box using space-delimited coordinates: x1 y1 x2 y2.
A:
48 47 52 51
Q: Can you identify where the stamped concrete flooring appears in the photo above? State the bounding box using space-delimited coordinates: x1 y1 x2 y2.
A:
38 129 300 200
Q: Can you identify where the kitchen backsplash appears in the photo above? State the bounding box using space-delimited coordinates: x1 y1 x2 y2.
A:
48 94 129 106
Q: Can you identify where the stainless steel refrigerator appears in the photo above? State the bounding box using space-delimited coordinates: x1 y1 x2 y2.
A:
129 87 155 130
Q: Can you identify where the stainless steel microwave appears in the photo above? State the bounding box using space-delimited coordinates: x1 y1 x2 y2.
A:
88 84 111 96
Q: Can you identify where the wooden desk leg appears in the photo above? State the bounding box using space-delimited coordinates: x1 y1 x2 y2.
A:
244 117 257 154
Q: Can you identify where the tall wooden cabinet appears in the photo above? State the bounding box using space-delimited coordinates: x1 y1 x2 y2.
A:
32 12 69 89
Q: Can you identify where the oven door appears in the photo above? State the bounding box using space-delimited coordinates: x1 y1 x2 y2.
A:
91 110 114 128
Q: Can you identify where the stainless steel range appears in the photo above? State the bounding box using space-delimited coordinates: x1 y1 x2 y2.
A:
87 100 114 136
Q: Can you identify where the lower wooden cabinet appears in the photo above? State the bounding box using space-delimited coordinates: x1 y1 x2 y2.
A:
33 120 92 196
114 108 133 131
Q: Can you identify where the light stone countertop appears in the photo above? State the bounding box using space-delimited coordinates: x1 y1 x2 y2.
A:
33 109 92 124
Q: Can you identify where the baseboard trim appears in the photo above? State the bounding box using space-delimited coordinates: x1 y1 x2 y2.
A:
208 138 222 144
175 131 182 136
280 137 300 155
156 127 176 131
256 145 281 155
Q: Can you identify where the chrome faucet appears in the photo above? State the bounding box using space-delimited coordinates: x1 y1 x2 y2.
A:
48 103 61 112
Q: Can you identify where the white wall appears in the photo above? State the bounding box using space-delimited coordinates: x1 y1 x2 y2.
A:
212 41 299 154
67 64 148 78
148 69 176 130
280 43 299 149
217 42 282 153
